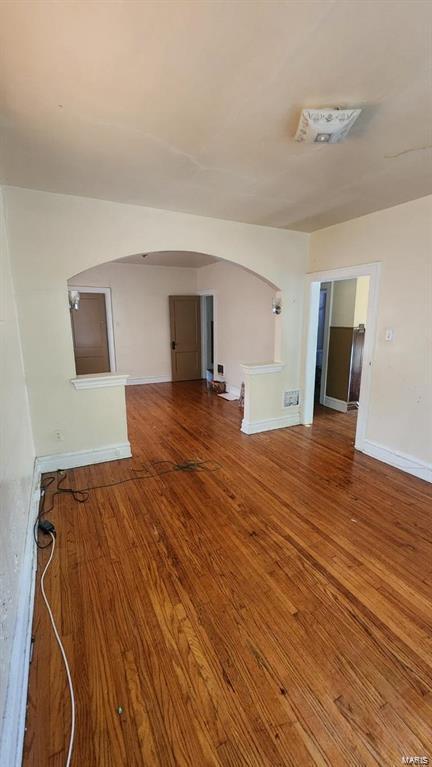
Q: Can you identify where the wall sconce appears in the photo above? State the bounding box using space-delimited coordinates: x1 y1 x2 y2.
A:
272 297 282 315
68 289 80 311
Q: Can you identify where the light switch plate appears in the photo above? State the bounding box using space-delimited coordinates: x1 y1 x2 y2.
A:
385 328 393 342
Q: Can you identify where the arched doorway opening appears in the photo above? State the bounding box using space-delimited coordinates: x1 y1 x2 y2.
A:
67 249 281 444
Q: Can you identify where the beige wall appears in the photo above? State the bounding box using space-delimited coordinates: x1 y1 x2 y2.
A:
354 276 370 327
310 195 432 464
0 191 35 748
5 186 308 455
69 262 197 381
331 279 357 327
197 261 276 389
330 276 370 328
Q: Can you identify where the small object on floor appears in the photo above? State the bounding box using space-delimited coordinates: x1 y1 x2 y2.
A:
116 706 124 715
209 379 226 394
218 392 238 401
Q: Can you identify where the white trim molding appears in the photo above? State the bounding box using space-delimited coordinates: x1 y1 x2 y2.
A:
0 465 40 767
241 362 285 375
36 441 132 473
361 440 432 483
127 375 171 385
71 372 129 390
241 412 300 435
323 395 348 413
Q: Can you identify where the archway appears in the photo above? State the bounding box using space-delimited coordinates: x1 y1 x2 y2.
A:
67 250 283 445
7 188 307 463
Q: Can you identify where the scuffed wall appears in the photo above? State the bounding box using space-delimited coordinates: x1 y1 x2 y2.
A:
0 189 35 743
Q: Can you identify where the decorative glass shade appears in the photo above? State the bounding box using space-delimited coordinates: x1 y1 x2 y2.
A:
295 108 361 144
68 289 80 310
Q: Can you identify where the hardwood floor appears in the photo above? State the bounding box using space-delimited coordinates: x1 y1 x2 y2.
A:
24 382 432 766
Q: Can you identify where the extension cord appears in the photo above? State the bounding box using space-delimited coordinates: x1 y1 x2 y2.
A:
40 532 76 767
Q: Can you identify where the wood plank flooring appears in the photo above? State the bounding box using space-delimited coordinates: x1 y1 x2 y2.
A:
24 382 432 766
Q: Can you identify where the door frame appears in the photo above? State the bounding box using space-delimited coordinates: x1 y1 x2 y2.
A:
302 262 381 451
197 290 218 379
318 281 333 405
71 286 117 372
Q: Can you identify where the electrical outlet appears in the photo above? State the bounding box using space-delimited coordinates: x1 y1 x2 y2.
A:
55 430 64 441
283 390 300 408
217 364 224 375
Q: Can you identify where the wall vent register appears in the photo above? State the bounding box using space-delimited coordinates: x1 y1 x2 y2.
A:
284 390 300 407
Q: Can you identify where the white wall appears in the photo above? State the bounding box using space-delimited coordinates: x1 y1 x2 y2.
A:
0 190 35 759
69 263 197 381
310 195 432 465
197 261 276 390
5 187 308 456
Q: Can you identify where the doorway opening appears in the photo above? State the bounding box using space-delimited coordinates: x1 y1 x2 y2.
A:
315 281 331 406
312 277 369 440
168 294 203 381
303 263 380 450
168 293 216 384
200 294 214 381
68 286 116 375
68 252 279 418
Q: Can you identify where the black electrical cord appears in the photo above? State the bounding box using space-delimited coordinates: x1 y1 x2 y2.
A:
35 459 221 538
34 475 57 549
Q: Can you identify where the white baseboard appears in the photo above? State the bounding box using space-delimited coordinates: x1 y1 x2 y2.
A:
127 375 171 385
324 395 348 413
361 439 432 483
241 412 300 435
0 464 40 767
36 441 132 473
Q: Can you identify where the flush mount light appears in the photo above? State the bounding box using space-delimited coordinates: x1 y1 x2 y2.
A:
295 108 361 144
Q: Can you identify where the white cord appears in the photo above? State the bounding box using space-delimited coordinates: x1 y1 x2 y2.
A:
40 532 76 767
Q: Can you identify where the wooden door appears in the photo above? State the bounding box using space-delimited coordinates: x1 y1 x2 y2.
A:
70 292 110 374
349 326 366 404
326 327 354 401
169 295 201 381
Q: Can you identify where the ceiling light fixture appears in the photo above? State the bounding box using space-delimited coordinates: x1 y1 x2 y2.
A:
295 108 361 144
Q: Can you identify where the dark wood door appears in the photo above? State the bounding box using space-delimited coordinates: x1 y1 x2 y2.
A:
70 292 110 374
169 295 201 381
349 327 366 403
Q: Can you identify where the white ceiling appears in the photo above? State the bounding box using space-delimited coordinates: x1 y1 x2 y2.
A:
0 1 431 231
117 251 219 268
